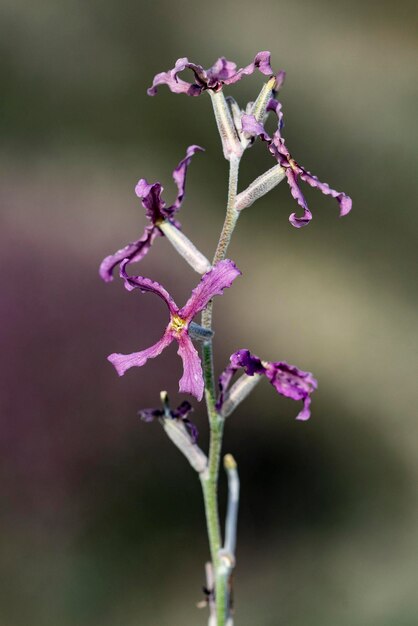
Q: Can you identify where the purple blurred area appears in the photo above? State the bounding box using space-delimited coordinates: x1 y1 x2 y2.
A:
1 1 418 625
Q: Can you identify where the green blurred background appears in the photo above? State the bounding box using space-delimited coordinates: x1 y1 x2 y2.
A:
1 0 417 624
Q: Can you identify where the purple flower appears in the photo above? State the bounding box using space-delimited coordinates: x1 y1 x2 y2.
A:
139 399 198 442
217 349 318 420
99 145 204 282
108 259 241 401
147 52 273 97
241 99 352 227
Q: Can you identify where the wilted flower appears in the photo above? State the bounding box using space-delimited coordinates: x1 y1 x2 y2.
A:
241 99 352 226
147 52 273 97
217 349 318 420
99 145 204 281
108 259 241 400
139 398 198 442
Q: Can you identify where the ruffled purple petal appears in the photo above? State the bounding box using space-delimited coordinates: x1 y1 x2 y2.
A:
176 333 204 401
182 419 199 443
241 114 270 140
265 361 318 421
216 349 266 411
273 70 286 93
168 145 205 215
172 400 198 442
99 225 159 282
138 399 198 440
119 259 179 315
286 169 313 228
217 51 273 86
229 349 266 375
138 407 164 422
298 168 353 217
252 51 274 76
172 400 194 419
135 180 167 224
179 259 241 321
245 100 352 226
108 330 173 376
207 57 238 82
147 57 203 96
148 52 274 97
216 364 236 412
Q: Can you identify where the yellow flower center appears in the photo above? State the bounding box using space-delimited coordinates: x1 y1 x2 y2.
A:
288 158 298 171
170 314 187 333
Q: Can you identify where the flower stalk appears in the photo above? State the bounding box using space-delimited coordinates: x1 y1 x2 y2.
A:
200 153 241 626
103 50 351 626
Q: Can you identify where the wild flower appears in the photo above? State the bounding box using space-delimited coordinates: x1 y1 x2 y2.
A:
102 50 351 626
99 145 205 281
108 259 240 401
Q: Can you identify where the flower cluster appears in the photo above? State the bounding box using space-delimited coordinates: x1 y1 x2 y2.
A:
102 50 352 440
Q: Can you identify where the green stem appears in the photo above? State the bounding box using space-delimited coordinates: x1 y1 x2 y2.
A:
213 156 240 265
200 155 240 626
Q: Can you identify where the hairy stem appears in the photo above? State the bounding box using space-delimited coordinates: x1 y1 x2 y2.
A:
213 156 240 265
200 156 240 626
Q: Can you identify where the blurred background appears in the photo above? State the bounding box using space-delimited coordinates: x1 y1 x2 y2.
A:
1 0 417 624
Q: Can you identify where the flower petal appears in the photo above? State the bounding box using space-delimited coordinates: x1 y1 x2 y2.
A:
222 51 273 86
138 407 164 422
266 98 284 130
273 70 286 93
139 399 198 440
108 330 173 376
298 168 353 217
147 57 202 96
119 259 179 315
286 169 313 228
135 180 167 224
179 259 241 321
99 225 159 282
148 52 274 97
172 400 194 419
169 145 205 214
207 57 238 82
172 401 198 442
230 349 266 375
176 333 204 401
241 114 270 140
265 361 318 420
